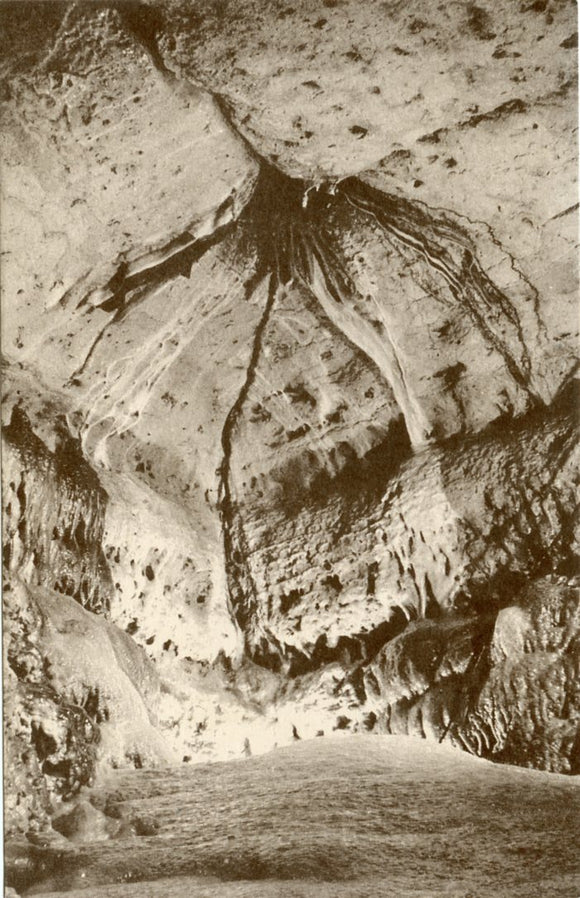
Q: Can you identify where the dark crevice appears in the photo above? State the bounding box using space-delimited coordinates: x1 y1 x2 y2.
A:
3 407 113 614
114 0 264 170
461 97 527 127
285 608 411 678
218 268 279 641
342 179 538 401
215 166 334 649
113 1 170 75
69 222 234 383
309 414 411 504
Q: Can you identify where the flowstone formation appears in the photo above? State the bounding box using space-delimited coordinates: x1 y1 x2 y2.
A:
1 0 578 837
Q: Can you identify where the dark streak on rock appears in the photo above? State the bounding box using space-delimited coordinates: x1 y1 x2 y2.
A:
461 98 527 129
68 223 233 383
342 179 538 401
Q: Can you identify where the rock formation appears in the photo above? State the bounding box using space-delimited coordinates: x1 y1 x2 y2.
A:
1 0 578 841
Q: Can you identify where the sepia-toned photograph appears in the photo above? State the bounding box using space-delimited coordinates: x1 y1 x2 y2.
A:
1 1 578 895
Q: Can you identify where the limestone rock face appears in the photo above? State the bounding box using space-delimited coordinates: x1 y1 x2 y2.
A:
1 0 578 836
4 577 169 835
366 575 580 773
234 392 577 664
2 405 112 614
157 0 578 380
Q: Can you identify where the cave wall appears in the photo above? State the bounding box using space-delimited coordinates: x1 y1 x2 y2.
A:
2 406 112 613
1 0 578 835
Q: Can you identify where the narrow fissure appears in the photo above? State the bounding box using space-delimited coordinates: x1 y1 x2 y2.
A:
343 180 537 401
68 223 235 384
217 269 278 646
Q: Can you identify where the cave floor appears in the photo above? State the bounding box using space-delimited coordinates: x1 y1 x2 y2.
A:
14 735 580 898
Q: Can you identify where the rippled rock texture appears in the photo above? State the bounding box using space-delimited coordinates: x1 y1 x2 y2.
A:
1 0 578 844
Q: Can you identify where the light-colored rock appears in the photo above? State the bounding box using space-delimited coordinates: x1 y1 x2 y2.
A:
365 575 580 773
234 398 577 662
3 575 173 835
1 0 578 842
157 0 578 399
1 4 257 382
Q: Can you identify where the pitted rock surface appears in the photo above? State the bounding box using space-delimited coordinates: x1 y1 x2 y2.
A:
1 0 578 841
